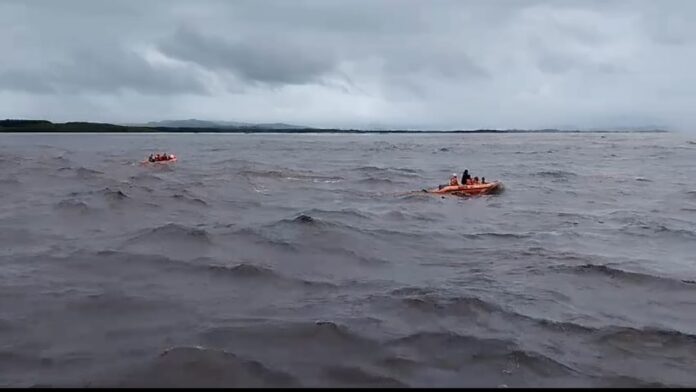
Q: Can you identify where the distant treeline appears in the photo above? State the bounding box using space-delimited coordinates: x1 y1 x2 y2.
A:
0 119 668 134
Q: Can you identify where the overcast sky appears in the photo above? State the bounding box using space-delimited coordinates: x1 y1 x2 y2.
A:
1 0 694 130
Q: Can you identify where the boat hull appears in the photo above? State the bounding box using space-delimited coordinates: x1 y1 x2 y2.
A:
427 181 502 196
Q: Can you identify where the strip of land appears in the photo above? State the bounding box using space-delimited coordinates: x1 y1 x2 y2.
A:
0 120 668 134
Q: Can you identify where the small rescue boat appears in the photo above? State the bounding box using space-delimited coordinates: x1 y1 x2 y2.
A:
425 181 503 196
141 154 177 164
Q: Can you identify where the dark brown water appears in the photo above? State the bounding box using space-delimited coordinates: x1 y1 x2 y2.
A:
1 132 695 387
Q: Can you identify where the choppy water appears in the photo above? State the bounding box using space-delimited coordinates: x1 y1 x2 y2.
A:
1 132 695 387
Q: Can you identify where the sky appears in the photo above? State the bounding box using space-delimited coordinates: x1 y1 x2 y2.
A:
0 0 694 130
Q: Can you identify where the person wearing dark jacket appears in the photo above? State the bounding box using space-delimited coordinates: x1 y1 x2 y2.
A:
461 169 471 185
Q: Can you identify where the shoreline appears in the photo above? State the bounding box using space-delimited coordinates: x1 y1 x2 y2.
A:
0 129 670 134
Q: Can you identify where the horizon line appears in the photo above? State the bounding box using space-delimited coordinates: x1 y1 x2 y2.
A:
0 118 671 134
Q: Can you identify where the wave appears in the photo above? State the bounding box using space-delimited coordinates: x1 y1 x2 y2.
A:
299 208 372 221
258 217 391 264
271 214 426 246
0 351 49 370
275 214 349 230
208 263 276 278
366 142 408 152
351 166 421 177
461 232 530 240
598 376 669 388
534 170 577 181
57 166 104 180
100 187 129 201
65 292 166 314
0 318 16 333
355 177 411 186
50 155 70 164
380 210 440 222
75 167 104 179
172 193 208 206
129 173 164 184
292 214 316 224
622 223 696 240
212 157 256 165
88 250 332 288
388 289 506 318
397 192 432 201
557 264 696 289
401 295 501 316
390 287 436 296
383 327 694 385
387 331 578 376
0 177 21 186
328 247 390 265
514 149 556 155
0 155 21 168
209 263 336 288
596 326 696 349
127 223 211 245
114 346 300 387
322 365 406 387
54 199 93 214
384 286 696 350
239 168 342 182
202 320 376 351
230 228 299 252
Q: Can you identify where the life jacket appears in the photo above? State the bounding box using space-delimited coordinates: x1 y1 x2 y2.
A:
466 179 473 185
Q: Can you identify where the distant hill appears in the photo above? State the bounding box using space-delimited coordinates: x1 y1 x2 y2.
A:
0 119 670 134
141 119 310 130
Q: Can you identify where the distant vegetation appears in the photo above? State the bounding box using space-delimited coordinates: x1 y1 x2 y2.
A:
0 119 669 134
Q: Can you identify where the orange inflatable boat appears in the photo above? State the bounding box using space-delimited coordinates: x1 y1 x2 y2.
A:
425 181 503 196
141 154 177 164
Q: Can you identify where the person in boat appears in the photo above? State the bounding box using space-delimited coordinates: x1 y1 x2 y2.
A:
481 177 486 184
473 176 480 184
148 154 155 162
461 169 471 185
438 173 459 189
449 173 460 186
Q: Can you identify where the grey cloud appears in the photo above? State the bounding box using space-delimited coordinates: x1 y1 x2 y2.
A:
0 0 695 130
383 47 489 81
0 48 208 95
158 28 338 86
